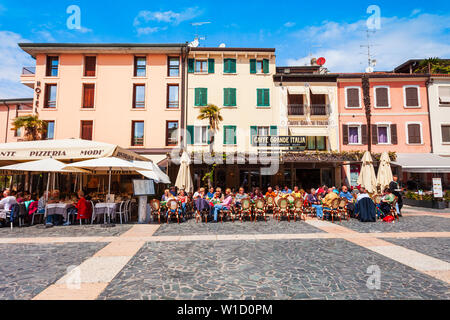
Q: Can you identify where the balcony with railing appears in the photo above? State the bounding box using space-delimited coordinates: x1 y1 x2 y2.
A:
287 104 305 116
20 67 36 88
310 104 329 116
22 67 36 75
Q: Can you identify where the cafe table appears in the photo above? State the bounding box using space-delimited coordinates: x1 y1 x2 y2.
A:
46 203 73 221
93 202 118 224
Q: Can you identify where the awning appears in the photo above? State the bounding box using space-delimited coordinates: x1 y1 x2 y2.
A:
392 153 450 173
309 86 331 95
142 154 168 166
289 127 329 136
0 139 148 162
287 86 309 95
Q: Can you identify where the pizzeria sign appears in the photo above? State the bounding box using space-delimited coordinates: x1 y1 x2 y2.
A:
252 136 307 147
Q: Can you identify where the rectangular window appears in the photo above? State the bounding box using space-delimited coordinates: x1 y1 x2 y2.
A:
80 121 93 140
377 125 389 144
252 59 269 74
14 127 21 137
442 125 450 143
375 87 389 107
167 85 179 109
84 56 96 77
194 126 208 145
195 60 208 73
439 86 450 105
223 126 237 145
45 121 55 140
168 57 180 77
224 58 237 74
133 84 146 109
44 84 57 108
405 86 419 107
195 88 208 106
348 126 360 144
257 89 270 107
82 84 95 108
407 123 421 144
134 57 146 77
166 121 179 146
131 121 144 146
346 88 360 108
223 88 237 107
46 56 59 77
316 136 326 150
257 126 269 136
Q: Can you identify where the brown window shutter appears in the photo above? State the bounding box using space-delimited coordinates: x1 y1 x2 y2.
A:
391 124 398 145
361 125 368 145
408 124 421 143
85 57 96 76
376 87 389 107
81 121 93 140
442 125 450 143
342 124 349 145
44 84 50 107
406 87 419 107
347 88 359 107
371 125 378 145
83 84 95 108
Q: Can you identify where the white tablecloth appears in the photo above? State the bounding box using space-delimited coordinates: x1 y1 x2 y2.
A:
46 203 72 220
94 203 118 221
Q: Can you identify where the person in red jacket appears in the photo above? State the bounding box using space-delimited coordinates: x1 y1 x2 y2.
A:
73 190 92 221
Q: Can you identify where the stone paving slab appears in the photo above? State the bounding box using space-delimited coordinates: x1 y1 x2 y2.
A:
0 242 107 300
153 218 325 236
98 239 450 300
384 237 450 264
335 216 450 234
0 224 133 238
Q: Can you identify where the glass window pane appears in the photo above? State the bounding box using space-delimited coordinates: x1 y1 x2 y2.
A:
307 137 316 150
378 126 388 143
317 136 325 150
46 122 54 140
168 85 179 108
194 126 201 144
349 127 359 144
134 86 145 108
202 127 207 144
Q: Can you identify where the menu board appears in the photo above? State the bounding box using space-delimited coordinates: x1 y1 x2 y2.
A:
133 179 155 196
432 178 443 198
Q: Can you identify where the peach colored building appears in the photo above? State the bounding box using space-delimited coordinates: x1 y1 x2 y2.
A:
0 98 33 143
337 73 432 186
19 43 189 166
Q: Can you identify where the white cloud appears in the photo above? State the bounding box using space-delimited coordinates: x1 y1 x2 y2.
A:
0 31 34 98
284 22 296 28
76 26 93 34
133 7 202 30
285 13 450 72
137 26 166 36
411 9 421 17
32 30 56 42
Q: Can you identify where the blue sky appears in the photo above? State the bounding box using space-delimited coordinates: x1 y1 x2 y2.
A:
0 0 449 98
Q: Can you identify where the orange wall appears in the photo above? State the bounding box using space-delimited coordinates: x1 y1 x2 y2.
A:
337 78 431 153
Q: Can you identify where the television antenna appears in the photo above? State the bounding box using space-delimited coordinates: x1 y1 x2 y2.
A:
189 22 210 47
360 29 379 72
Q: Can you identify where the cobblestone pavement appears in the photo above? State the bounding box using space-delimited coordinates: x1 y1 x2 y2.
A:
384 237 450 263
0 243 107 299
153 218 324 236
98 239 449 300
0 224 133 238
336 216 450 233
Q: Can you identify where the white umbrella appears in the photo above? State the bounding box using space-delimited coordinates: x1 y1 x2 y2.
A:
175 152 193 193
63 157 148 196
377 152 393 191
133 161 171 184
357 151 377 194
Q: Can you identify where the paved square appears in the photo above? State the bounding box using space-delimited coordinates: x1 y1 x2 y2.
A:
384 237 450 263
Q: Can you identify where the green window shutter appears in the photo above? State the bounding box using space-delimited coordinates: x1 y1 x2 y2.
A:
250 126 257 145
207 125 211 145
187 126 194 145
270 126 278 136
230 59 236 73
195 88 200 106
201 88 207 106
257 89 263 106
263 59 269 74
250 59 257 74
188 59 194 73
208 59 215 73
233 126 237 145
224 59 236 73
264 89 270 106
230 88 236 106
224 88 230 106
223 126 228 145
223 126 236 145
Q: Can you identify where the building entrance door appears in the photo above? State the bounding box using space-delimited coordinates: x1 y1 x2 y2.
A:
296 169 320 190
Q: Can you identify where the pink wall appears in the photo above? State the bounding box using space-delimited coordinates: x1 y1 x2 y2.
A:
337 78 431 153
32 53 181 150
0 104 33 143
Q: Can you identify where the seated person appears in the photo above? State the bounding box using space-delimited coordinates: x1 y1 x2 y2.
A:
274 185 281 196
65 190 92 225
265 187 276 198
45 190 63 227
177 189 188 219
356 187 370 203
379 188 395 217
210 188 233 222
323 189 339 207
235 187 248 203
161 189 174 202
307 188 323 218
251 187 264 200
281 186 292 195
206 187 215 200
291 186 302 199
211 190 223 205
339 185 355 216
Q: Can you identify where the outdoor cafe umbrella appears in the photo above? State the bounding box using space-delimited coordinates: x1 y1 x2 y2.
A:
377 152 394 191
133 160 171 184
357 151 377 194
175 151 193 193
63 157 148 196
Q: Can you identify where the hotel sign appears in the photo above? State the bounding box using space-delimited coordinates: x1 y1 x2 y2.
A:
252 136 307 147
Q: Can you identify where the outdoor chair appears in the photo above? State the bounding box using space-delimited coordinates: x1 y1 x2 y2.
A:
90 201 96 224
150 199 162 224
338 198 349 221
254 198 266 222
292 197 306 221
167 199 180 224
239 198 252 222
114 201 127 224
265 196 276 217
276 198 290 222
389 197 399 221
123 200 132 223
323 198 341 223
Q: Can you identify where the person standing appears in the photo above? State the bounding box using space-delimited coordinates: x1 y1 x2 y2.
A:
389 175 403 216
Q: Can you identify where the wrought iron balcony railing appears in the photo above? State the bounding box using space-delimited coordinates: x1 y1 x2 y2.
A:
22 67 36 75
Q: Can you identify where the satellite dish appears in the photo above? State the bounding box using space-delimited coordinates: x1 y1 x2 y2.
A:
188 38 199 47
365 66 374 73
317 57 326 66
219 43 226 48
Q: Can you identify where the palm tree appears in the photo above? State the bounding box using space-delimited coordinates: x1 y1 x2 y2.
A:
414 58 450 74
197 104 223 154
197 104 223 187
12 115 47 141
362 74 372 152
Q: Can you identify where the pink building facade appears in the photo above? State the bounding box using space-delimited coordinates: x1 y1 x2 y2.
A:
337 74 432 186
0 98 33 143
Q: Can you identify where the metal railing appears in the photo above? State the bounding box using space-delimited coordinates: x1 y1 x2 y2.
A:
287 104 305 115
310 104 329 116
22 67 36 75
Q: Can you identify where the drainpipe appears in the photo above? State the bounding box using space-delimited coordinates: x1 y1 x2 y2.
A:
3 101 10 143
426 76 434 154
180 43 189 150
